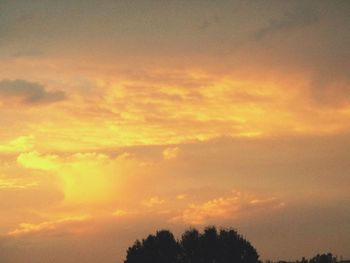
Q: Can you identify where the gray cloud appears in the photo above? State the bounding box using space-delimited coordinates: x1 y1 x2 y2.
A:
0 79 66 105
253 5 319 40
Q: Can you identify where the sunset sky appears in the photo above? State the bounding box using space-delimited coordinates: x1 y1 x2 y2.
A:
0 1 350 262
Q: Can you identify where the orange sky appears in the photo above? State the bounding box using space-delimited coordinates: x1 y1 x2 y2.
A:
0 1 350 262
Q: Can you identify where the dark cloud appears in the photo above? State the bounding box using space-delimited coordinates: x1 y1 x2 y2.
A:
253 5 319 40
0 79 66 105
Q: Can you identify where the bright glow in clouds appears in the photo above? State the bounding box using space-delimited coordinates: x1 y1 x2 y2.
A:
0 1 350 263
16 151 135 204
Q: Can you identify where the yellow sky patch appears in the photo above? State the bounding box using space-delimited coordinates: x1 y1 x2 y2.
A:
0 135 34 153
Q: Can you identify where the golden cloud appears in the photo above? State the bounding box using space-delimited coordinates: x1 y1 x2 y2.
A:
171 191 285 225
162 146 180 160
7 215 90 236
142 196 166 208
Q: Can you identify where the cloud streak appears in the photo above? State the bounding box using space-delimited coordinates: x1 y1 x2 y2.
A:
7 215 90 237
0 79 66 105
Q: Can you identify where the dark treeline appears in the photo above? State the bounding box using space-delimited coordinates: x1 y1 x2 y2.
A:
124 226 259 263
272 253 343 263
123 226 346 263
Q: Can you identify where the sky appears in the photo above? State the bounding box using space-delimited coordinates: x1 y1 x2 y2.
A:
0 0 350 262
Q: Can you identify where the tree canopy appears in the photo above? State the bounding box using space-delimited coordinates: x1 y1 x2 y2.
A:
124 226 259 263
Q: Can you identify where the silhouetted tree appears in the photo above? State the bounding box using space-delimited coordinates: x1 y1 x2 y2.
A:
309 253 336 263
124 230 179 263
124 226 259 263
180 228 201 263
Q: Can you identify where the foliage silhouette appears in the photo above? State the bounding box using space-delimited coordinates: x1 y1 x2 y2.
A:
274 253 338 263
296 253 337 263
124 226 259 263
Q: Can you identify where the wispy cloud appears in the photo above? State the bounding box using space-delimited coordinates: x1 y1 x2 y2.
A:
7 215 90 236
0 177 38 189
142 196 165 208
